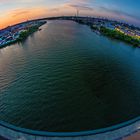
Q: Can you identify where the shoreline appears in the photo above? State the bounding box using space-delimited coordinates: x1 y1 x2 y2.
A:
0 17 140 49
0 20 46 49
73 19 140 48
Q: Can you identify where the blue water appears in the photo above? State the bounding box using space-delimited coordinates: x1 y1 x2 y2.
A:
0 20 140 132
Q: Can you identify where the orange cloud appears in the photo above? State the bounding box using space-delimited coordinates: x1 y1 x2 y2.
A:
0 7 48 29
0 0 96 29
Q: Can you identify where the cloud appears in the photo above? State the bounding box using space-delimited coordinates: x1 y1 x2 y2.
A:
11 9 30 17
0 6 49 29
44 0 94 17
49 8 60 12
100 6 140 20
51 0 94 13
65 4 94 11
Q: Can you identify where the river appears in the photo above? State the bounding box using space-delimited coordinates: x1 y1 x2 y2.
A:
1 20 140 132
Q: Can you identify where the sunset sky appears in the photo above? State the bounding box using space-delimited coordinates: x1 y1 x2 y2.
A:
0 0 140 29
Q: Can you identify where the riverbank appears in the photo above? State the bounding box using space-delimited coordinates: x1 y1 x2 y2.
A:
74 19 140 47
1 17 140 48
18 26 41 41
0 40 18 49
94 26 140 47
0 20 46 48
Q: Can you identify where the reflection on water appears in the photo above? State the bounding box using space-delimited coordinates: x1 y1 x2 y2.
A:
1 20 140 132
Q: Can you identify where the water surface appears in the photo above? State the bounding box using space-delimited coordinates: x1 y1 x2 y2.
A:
1 20 140 132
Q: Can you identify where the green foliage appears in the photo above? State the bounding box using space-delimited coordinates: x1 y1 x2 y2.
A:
100 26 140 47
18 26 39 41
18 31 28 40
78 20 84 24
91 25 99 30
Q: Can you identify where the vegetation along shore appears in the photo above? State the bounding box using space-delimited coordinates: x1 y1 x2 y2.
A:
0 16 140 48
74 17 140 47
0 20 46 48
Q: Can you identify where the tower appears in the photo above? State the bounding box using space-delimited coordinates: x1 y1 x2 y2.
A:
76 9 79 17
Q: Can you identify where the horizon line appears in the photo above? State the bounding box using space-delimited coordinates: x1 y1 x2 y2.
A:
0 16 140 31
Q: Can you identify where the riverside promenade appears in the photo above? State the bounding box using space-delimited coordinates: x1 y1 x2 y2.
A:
1 117 140 140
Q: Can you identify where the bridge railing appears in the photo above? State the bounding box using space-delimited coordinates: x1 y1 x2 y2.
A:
0 117 140 140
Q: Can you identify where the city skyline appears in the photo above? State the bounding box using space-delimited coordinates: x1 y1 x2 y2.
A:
0 0 140 29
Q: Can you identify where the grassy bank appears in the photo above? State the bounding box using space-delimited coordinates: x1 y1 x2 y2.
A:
0 26 39 48
18 26 39 41
100 27 140 47
0 21 46 48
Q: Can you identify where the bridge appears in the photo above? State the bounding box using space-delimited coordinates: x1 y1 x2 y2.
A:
1 117 140 140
